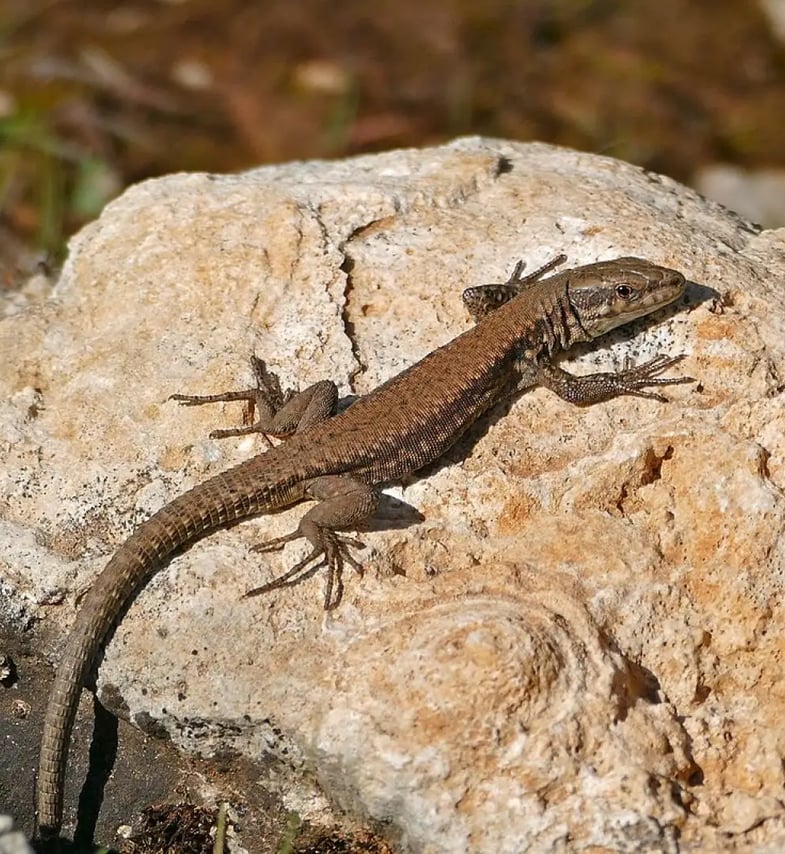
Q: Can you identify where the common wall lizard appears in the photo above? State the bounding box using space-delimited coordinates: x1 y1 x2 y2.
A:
36 255 692 839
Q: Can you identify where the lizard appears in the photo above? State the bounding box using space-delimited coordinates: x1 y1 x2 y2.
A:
35 254 693 839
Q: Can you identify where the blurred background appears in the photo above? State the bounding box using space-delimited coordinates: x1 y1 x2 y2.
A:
2 0 785 284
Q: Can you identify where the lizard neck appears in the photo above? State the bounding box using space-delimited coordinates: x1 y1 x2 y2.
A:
488 280 590 358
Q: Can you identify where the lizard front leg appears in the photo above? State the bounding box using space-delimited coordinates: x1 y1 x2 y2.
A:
245 475 379 610
462 254 567 321
535 354 694 404
170 355 338 440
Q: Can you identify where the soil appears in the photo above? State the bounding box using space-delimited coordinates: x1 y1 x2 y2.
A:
1 0 784 274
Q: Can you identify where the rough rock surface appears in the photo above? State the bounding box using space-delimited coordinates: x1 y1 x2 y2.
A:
2 137 785 852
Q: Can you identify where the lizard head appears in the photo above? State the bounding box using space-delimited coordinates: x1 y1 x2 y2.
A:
567 257 686 339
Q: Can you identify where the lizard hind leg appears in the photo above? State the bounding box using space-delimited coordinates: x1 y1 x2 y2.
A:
245 475 379 609
170 356 338 441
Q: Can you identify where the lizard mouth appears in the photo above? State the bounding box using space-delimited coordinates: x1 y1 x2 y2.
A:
579 268 686 338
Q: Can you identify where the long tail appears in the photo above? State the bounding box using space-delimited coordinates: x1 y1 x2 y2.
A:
36 457 296 838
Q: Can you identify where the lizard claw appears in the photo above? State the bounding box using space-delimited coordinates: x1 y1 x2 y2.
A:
245 529 366 610
169 357 337 441
614 353 695 402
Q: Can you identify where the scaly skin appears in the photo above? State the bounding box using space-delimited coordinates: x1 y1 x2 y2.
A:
36 256 691 838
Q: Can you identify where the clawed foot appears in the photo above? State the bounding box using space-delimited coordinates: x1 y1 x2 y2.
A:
614 353 694 402
170 356 337 441
463 254 568 321
170 357 291 441
244 528 366 610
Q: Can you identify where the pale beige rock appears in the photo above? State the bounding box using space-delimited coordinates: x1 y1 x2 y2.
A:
3 137 785 852
694 164 785 228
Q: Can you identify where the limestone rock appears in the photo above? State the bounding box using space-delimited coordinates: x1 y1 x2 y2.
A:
3 137 785 852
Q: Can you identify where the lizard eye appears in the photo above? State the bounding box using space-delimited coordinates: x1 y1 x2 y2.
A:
615 284 634 299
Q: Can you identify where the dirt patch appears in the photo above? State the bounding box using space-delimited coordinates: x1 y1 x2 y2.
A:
1 0 783 267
